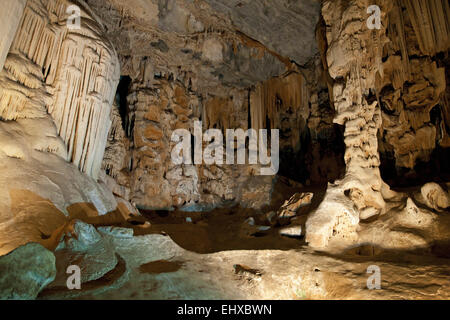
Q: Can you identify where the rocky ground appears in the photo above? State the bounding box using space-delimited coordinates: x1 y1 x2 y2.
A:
31 181 449 300
37 229 450 300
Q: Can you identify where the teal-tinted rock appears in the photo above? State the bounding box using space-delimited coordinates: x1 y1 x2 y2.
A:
0 243 56 300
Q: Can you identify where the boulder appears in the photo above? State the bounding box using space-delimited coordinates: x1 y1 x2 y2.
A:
277 192 313 224
279 225 303 238
421 183 450 211
0 243 56 300
396 198 436 228
50 221 117 288
98 226 134 239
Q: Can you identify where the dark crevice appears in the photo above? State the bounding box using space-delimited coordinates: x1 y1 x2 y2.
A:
116 76 132 136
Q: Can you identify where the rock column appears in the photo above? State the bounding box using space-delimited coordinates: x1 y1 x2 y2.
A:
306 0 394 248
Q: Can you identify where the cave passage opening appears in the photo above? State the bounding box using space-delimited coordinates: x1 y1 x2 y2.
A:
116 75 132 136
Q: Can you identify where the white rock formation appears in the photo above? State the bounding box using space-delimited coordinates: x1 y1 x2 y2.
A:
51 220 117 288
9 0 120 179
0 0 121 256
306 0 450 249
0 0 26 72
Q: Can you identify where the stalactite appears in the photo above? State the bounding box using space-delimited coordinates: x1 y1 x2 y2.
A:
0 0 27 72
6 0 120 179
403 0 450 56
250 72 309 148
250 73 308 129
377 0 448 172
203 96 232 130
0 53 51 121
102 102 128 179
386 0 412 87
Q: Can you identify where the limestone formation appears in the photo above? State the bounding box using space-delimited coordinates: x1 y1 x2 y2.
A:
0 0 26 72
7 0 120 179
123 77 276 211
306 0 449 248
277 192 313 221
377 0 449 179
421 183 450 211
0 0 120 256
306 0 392 248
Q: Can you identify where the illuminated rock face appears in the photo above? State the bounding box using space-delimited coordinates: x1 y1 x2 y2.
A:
0 0 120 255
0 0 448 301
84 0 343 211
0 0 27 72
8 0 120 179
377 0 450 181
115 78 276 211
0 0 120 179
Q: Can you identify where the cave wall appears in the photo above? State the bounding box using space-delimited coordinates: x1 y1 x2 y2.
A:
91 0 330 211
101 63 347 211
100 51 346 212
102 74 276 211
377 0 450 186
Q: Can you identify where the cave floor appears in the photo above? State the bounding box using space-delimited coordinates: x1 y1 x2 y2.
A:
38 184 450 300
38 231 450 300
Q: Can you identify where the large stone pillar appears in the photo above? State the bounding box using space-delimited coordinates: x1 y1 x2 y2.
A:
305 0 395 248
0 0 27 72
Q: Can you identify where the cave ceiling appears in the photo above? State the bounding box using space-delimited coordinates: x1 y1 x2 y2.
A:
84 0 321 94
